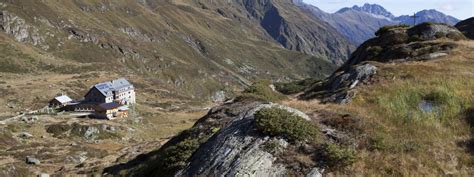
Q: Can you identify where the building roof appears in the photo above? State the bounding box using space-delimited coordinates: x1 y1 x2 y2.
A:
111 78 133 90
118 105 129 111
53 95 73 104
92 78 134 97
98 102 122 110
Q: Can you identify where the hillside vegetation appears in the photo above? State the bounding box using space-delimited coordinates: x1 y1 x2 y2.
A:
0 0 345 102
123 23 474 176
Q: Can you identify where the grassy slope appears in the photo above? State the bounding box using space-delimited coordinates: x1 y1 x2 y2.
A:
285 40 474 175
0 0 336 100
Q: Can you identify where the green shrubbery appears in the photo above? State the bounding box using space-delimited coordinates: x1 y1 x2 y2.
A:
274 78 320 95
240 80 286 102
317 143 357 170
254 108 318 142
46 124 71 137
161 138 200 172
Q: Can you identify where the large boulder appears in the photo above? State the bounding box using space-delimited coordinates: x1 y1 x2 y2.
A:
301 64 377 104
177 103 315 176
407 23 465 41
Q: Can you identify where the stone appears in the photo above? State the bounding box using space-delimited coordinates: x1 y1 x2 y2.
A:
38 173 49 177
19 132 33 139
306 168 323 177
66 152 87 164
211 90 227 103
26 156 40 165
21 116 39 123
321 64 377 104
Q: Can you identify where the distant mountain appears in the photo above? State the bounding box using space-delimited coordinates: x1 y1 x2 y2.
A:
337 3 395 19
294 2 460 45
295 3 397 45
395 9 460 25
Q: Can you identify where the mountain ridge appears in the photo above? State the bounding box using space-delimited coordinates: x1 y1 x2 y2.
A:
295 1 460 45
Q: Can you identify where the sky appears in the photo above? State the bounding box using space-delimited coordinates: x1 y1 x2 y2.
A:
303 0 474 20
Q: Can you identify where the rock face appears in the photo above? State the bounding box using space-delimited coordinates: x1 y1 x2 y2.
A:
301 23 464 103
456 17 474 39
235 0 354 64
177 103 315 176
0 11 48 50
301 64 377 104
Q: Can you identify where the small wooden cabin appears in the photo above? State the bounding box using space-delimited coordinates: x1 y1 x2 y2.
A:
49 95 73 108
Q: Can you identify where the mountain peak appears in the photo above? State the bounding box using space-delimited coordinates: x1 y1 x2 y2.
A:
394 9 460 25
338 3 395 19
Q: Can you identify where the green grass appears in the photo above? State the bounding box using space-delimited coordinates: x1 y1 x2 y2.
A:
161 138 201 172
317 143 357 171
254 108 318 142
375 79 467 124
375 24 410 36
241 80 287 102
344 55 474 175
274 78 320 95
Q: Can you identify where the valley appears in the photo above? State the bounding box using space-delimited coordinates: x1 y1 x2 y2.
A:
0 0 472 176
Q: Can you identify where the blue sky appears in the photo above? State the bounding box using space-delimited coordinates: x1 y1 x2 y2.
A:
303 0 473 20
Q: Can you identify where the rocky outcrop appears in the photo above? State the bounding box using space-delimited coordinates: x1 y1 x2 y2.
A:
301 23 464 103
301 64 377 104
455 17 474 39
106 98 355 176
342 23 464 70
119 27 154 42
177 103 316 176
0 11 48 50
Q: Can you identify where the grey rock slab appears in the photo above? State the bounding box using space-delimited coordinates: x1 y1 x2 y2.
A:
26 156 40 165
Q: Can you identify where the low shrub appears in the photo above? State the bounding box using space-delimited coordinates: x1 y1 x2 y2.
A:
46 124 71 137
317 143 357 170
255 108 318 142
242 80 286 102
274 78 320 95
161 138 200 172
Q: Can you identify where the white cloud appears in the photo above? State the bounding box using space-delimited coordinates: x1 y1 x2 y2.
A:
440 3 455 11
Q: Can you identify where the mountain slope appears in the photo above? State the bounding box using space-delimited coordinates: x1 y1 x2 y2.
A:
297 3 396 45
0 0 349 101
456 17 474 39
337 3 395 19
294 2 461 45
200 0 355 64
